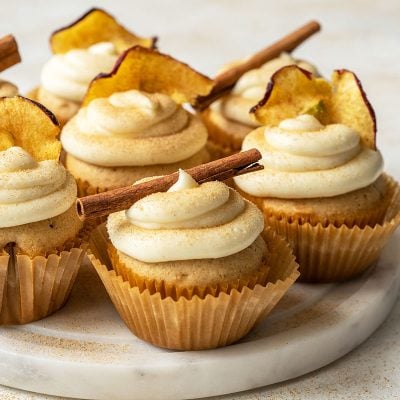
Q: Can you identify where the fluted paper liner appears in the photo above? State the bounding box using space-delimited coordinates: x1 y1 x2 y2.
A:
200 109 246 158
0 236 87 325
89 225 299 350
239 174 400 282
74 177 107 198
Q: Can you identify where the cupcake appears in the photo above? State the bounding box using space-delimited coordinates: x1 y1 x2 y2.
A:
28 8 156 125
61 46 214 196
234 66 400 282
0 96 87 324
201 53 318 157
0 34 21 97
0 79 18 97
89 169 299 350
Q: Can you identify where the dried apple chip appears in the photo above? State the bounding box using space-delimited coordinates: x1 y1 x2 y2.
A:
329 69 376 149
251 65 377 149
251 65 332 126
83 46 214 106
0 96 61 161
50 8 156 54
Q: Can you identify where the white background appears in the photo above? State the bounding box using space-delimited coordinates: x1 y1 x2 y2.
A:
0 0 399 398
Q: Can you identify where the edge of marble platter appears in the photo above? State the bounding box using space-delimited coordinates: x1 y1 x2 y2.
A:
0 231 398 400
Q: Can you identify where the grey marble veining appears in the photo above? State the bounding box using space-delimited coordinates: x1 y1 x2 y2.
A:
0 233 398 400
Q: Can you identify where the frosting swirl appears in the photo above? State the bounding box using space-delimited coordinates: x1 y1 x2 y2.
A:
0 147 77 227
107 170 264 262
61 90 208 167
0 79 18 97
213 53 318 126
41 42 118 102
234 115 384 198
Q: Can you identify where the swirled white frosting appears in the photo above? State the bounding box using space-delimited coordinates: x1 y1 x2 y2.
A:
212 53 318 126
107 170 264 262
41 42 118 102
61 90 208 167
234 114 384 198
0 147 77 227
0 79 18 97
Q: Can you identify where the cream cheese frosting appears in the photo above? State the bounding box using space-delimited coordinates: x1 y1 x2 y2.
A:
61 90 208 167
212 53 318 127
107 170 264 262
40 42 118 102
0 147 77 227
234 114 384 198
0 79 18 97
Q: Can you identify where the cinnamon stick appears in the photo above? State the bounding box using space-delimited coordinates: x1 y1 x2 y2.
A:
0 35 21 73
193 20 321 110
77 148 262 220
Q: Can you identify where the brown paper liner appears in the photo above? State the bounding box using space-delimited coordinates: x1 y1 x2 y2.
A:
200 109 248 158
88 225 299 350
26 87 39 99
238 174 400 282
75 177 108 198
206 140 236 161
0 235 87 325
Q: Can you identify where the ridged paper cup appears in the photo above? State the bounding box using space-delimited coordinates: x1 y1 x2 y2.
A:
88 224 299 350
0 237 87 325
238 174 400 282
75 177 107 198
206 140 234 162
200 109 247 158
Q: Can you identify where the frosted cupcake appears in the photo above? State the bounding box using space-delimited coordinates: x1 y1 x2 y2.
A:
0 34 21 97
89 169 299 350
61 46 214 196
234 66 400 282
0 96 87 324
0 79 18 97
201 53 318 156
28 8 155 125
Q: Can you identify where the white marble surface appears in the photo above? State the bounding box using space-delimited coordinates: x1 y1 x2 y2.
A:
0 0 399 399
0 233 399 400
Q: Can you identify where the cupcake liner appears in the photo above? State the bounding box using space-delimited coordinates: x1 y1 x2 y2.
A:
200 109 247 157
73 178 110 228
75 177 107 198
239 174 400 282
88 225 299 350
0 236 87 325
206 140 235 161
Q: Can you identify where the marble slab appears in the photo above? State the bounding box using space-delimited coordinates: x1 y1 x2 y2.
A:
0 231 398 400
0 1 399 398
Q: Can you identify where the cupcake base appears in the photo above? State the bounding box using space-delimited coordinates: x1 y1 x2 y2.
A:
26 87 80 127
200 108 252 158
65 148 211 197
237 174 400 282
89 225 299 350
0 238 87 325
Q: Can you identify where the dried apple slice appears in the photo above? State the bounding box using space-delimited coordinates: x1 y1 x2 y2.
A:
329 69 376 149
0 96 61 161
251 65 331 126
251 66 377 149
50 8 156 54
83 46 214 106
